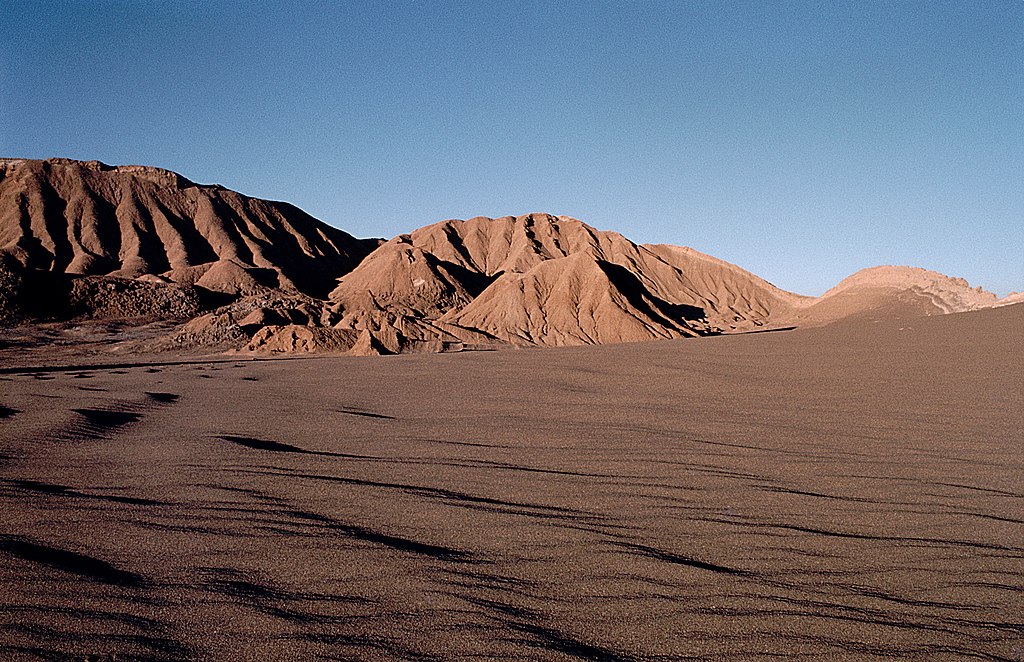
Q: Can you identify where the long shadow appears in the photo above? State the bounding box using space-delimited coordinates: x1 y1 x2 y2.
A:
36 178 73 272
219 435 311 454
0 356 314 376
336 408 394 420
234 501 478 563
280 632 438 658
0 535 146 588
200 566 373 625
144 392 180 404
458 595 635 661
597 261 709 332
757 485 889 504
609 541 752 576
151 197 218 266
509 621 637 662
458 457 637 479
730 325 798 334
283 505 478 562
1 635 189 660
0 603 164 632
180 440 453 470
430 253 500 298
438 223 484 274
70 408 142 440
226 469 619 540
246 469 598 518
330 522 475 562
80 190 124 275
217 435 385 460
704 517 1024 554
7 479 165 506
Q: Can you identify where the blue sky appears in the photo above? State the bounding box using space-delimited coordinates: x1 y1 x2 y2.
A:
2 1 1021 295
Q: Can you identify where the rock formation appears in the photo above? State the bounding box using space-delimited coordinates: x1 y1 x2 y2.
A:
329 214 808 349
0 158 380 301
1 158 1016 355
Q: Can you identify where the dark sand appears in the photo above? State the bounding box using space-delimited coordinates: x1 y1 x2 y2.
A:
0 306 1021 659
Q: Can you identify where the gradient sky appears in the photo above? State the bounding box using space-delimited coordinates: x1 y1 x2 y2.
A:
2 1 1021 295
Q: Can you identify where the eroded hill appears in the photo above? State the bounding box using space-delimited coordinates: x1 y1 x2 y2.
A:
1 158 1017 356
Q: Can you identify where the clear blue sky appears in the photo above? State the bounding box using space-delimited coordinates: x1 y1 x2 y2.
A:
2 1 1021 296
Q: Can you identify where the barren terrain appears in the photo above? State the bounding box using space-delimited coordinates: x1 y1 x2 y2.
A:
0 304 1020 659
5 159 1017 357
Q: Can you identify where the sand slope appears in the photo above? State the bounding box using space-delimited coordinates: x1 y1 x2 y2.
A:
0 305 1020 658
780 265 1003 327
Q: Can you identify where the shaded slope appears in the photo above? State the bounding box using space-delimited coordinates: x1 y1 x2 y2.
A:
645 244 810 328
443 254 707 346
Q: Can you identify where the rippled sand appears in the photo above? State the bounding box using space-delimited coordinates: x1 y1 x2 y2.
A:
1 306 1021 659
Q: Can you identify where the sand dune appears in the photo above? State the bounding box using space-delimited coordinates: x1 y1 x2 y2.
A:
0 304 1020 658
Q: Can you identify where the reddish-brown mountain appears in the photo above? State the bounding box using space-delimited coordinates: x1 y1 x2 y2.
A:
1 158 1016 354
0 158 379 299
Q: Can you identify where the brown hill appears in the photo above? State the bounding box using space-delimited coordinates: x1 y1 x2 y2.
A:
0 158 379 299
778 265 1002 327
445 254 704 346
2 158 1016 354
330 213 805 349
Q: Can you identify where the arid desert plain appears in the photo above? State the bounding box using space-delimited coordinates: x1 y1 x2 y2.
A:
1 303 1021 659
0 157 1021 659
6 1 1023 657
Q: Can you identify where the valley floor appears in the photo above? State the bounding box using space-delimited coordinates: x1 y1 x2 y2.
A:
0 306 1021 659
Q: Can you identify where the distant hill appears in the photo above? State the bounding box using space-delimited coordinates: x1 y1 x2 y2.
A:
1 158 1017 353
779 265 1002 327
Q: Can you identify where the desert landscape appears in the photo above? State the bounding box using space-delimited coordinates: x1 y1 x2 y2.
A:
0 156 1021 659
1 158 1018 361
0 303 1021 659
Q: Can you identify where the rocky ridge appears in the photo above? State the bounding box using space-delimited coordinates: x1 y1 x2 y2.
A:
1 158 1017 356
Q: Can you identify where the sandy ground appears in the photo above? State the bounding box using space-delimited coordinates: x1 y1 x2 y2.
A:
0 306 1021 660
